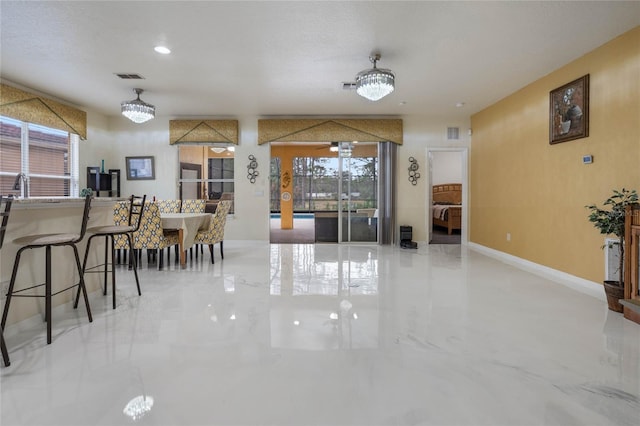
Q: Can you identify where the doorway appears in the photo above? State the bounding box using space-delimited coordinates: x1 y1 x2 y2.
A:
427 148 468 244
269 142 379 244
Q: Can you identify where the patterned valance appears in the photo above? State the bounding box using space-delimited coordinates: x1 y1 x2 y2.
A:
0 83 87 139
169 119 238 145
257 118 403 145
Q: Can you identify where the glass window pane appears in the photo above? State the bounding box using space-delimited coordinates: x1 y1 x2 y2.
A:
0 117 22 194
0 116 77 197
178 145 235 213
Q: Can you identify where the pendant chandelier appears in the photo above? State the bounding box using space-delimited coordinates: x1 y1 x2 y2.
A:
121 88 155 123
355 53 395 101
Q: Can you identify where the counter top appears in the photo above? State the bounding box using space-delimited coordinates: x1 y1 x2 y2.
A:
12 196 125 209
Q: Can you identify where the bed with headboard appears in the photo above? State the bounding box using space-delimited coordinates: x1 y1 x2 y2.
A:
432 183 462 235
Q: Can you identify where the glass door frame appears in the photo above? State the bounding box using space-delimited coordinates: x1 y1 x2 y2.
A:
337 142 378 244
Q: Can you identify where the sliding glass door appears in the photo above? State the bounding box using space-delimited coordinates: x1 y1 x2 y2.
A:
338 142 378 243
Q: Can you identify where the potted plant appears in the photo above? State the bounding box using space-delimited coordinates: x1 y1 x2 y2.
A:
586 188 638 312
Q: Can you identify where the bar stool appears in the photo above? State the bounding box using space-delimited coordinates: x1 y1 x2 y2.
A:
1 195 93 345
0 195 14 367
80 195 146 309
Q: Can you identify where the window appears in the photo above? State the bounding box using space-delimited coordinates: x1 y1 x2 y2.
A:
178 145 235 213
269 154 377 212
0 116 79 197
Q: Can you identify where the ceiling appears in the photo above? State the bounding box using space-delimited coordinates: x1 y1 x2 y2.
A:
1 1 638 121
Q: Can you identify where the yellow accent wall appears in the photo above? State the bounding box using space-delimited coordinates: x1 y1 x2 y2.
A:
470 26 640 284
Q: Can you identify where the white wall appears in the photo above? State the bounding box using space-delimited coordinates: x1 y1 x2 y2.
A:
81 112 470 242
431 151 463 185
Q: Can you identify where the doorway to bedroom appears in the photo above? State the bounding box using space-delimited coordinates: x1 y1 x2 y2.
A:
427 149 467 245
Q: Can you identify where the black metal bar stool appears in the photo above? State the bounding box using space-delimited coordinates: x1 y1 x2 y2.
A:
1 195 93 345
0 195 13 367
79 195 146 309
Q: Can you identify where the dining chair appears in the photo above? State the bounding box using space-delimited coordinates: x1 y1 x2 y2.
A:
156 199 181 214
132 202 180 269
181 199 206 213
1 195 14 366
80 195 146 309
1 195 93 345
193 200 231 264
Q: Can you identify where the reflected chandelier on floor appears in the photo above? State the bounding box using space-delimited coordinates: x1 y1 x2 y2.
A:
121 88 155 123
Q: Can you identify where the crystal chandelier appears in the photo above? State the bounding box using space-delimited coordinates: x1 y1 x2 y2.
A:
121 88 155 123
355 53 395 101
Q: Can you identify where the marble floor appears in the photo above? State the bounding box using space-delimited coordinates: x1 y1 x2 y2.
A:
1 241 639 426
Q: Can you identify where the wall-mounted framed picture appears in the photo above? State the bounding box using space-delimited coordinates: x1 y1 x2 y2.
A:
125 156 155 180
549 74 589 144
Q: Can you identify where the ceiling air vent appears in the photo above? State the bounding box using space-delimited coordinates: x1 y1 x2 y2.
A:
342 82 357 90
447 127 460 140
115 73 145 80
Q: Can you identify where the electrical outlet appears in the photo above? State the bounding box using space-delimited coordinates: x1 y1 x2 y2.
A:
506 232 511 242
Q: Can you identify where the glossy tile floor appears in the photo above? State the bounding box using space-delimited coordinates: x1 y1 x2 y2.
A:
1 241 639 426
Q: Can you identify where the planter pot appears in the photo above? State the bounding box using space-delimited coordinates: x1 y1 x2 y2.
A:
604 280 624 312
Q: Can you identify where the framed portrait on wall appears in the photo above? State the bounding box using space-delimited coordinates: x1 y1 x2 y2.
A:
125 156 155 180
549 74 589 144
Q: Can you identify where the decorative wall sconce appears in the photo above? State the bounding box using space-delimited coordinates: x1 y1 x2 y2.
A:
408 157 420 185
247 155 259 183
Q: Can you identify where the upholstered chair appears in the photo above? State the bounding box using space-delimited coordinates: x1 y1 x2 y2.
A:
112 200 133 263
132 202 180 269
181 199 206 213
156 199 181 214
193 200 231 263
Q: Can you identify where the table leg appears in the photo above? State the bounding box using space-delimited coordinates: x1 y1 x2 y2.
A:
178 228 186 266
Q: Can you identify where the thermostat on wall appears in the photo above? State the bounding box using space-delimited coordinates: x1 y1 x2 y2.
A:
583 155 593 164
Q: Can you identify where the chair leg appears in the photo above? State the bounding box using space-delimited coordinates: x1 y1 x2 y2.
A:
45 246 52 344
220 241 224 260
159 248 164 269
128 249 134 270
72 244 93 323
103 235 109 293
77 234 98 308
127 235 141 296
209 244 215 264
1 328 9 367
109 236 116 309
2 248 24 332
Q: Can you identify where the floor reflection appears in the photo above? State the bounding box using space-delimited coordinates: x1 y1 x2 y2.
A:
269 244 380 350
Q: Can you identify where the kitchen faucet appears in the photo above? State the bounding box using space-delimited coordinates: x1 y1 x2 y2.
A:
13 173 28 198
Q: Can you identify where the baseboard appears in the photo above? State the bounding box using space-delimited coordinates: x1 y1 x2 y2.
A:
468 242 605 301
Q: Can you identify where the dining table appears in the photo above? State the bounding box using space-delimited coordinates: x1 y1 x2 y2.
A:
160 212 212 267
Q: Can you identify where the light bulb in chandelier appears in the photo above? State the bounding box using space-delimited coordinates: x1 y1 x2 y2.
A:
121 88 155 123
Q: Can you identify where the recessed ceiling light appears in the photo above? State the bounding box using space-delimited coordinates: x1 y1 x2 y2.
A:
456 102 465 108
154 46 171 55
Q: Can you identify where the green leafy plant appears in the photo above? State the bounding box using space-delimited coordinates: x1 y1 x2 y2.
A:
586 188 638 287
